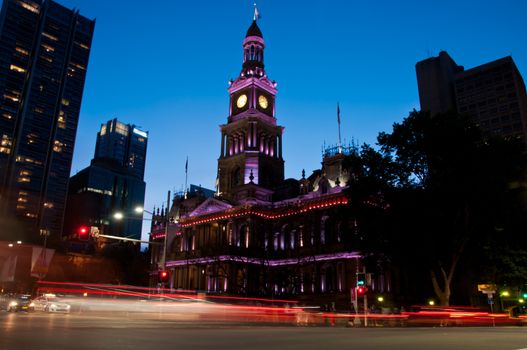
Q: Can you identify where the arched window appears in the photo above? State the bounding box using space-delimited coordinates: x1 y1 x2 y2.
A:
319 177 329 194
337 263 344 292
260 136 265 152
336 221 343 243
227 222 233 245
321 264 334 293
244 226 249 248
232 167 241 187
280 225 288 250
290 229 296 249
238 224 249 248
324 217 333 244
273 232 279 251
320 216 329 244
250 45 254 60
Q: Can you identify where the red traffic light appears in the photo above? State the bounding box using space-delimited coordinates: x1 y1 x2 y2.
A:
159 270 169 282
78 226 89 240
356 286 368 296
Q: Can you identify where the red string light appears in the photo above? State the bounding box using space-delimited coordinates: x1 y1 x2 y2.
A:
177 195 349 228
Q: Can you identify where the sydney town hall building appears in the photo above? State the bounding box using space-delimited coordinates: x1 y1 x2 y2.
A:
149 16 390 304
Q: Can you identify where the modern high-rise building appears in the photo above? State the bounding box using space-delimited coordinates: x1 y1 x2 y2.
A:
0 0 95 245
416 51 527 145
63 120 148 243
94 118 148 180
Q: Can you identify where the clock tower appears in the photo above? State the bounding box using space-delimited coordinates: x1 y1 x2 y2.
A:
217 18 284 200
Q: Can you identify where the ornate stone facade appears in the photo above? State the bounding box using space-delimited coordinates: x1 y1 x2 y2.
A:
149 18 387 304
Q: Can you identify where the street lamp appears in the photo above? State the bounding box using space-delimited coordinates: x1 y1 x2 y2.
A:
113 208 153 220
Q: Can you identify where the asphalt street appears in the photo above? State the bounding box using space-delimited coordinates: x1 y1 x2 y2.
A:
2 312 527 350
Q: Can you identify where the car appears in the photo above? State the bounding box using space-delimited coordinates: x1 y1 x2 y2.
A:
32 294 71 313
0 294 34 312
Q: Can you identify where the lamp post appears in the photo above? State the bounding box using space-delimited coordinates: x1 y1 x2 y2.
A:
38 228 51 280
160 191 170 271
133 195 171 282
135 192 171 289
114 193 171 287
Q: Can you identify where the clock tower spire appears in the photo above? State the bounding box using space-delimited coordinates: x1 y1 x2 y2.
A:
217 13 284 201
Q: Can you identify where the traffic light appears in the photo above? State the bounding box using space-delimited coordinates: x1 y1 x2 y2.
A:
158 270 169 282
356 286 368 296
357 273 366 286
78 226 89 240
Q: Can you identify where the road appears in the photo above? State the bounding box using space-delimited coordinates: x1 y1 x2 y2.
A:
2 312 527 350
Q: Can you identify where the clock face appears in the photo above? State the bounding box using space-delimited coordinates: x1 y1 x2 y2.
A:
236 94 248 108
258 95 268 109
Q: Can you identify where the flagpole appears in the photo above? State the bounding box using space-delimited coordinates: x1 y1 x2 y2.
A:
184 156 188 199
253 2 260 21
337 103 342 154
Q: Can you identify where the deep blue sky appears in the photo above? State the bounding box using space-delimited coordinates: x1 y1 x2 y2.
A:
59 0 526 238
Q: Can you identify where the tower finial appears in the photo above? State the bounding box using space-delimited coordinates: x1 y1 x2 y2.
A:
253 2 261 21
337 102 342 154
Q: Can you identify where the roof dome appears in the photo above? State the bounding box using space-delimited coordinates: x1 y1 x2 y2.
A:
246 20 263 38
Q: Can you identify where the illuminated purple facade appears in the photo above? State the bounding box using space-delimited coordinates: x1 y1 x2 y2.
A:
149 18 389 303
217 20 284 198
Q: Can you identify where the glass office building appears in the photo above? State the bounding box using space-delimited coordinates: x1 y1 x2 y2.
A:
0 0 95 244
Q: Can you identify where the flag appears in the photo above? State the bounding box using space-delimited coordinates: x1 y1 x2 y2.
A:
185 156 188 173
31 246 55 279
0 255 17 282
337 103 341 125
254 3 261 20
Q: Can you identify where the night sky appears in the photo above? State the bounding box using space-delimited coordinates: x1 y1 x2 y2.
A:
55 0 526 238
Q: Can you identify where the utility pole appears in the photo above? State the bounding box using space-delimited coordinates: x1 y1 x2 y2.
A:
160 190 171 270
362 267 368 327
351 258 361 326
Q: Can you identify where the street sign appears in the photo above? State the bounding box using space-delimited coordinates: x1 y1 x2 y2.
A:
478 284 497 293
488 299 494 305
